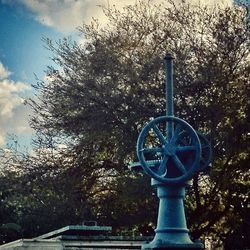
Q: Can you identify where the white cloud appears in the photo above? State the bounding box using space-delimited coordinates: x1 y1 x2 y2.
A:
191 0 233 6
17 0 233 34
0 62 11 80
0 61 33 147
0 134 5 147
19 0 106 34
0 79 29 118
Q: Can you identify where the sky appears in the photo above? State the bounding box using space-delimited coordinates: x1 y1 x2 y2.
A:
0 0 237 151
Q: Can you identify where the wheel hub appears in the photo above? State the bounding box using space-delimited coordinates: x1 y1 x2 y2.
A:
163 143 175 156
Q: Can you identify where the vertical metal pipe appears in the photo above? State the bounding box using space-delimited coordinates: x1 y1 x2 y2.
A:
164 54 174 117
164 54 174 139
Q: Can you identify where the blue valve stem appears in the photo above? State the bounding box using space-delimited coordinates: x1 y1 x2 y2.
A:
164 54 174 139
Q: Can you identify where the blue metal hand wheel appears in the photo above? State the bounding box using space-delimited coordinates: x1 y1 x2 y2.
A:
137 116 201 184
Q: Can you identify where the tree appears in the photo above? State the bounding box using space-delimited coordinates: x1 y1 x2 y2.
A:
1 0 249 246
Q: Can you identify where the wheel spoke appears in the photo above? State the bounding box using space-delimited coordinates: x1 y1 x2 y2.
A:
170 124 183 143
172 154 187 174
140 147 162 154
176 146 196 152
158 155 169 176
152 124 167 144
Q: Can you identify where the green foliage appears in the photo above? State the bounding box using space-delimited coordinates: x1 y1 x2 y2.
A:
0 0 249 247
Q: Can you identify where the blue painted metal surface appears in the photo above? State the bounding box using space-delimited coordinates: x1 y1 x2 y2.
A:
137 116 201 184
131 54 212 249
143 179 204 249
165 54 174 139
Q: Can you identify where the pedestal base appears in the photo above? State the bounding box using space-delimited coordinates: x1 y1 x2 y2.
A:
144 180 204 250
142 240 204 250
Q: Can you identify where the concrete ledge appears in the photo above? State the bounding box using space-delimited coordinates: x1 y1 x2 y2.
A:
0 238 144 250
35 225 112 239
0 239 63 249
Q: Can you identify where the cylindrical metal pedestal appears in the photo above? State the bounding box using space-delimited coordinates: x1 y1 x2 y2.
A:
142 179 204 250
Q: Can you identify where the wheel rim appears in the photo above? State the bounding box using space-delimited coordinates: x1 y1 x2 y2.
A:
137 116 201 184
